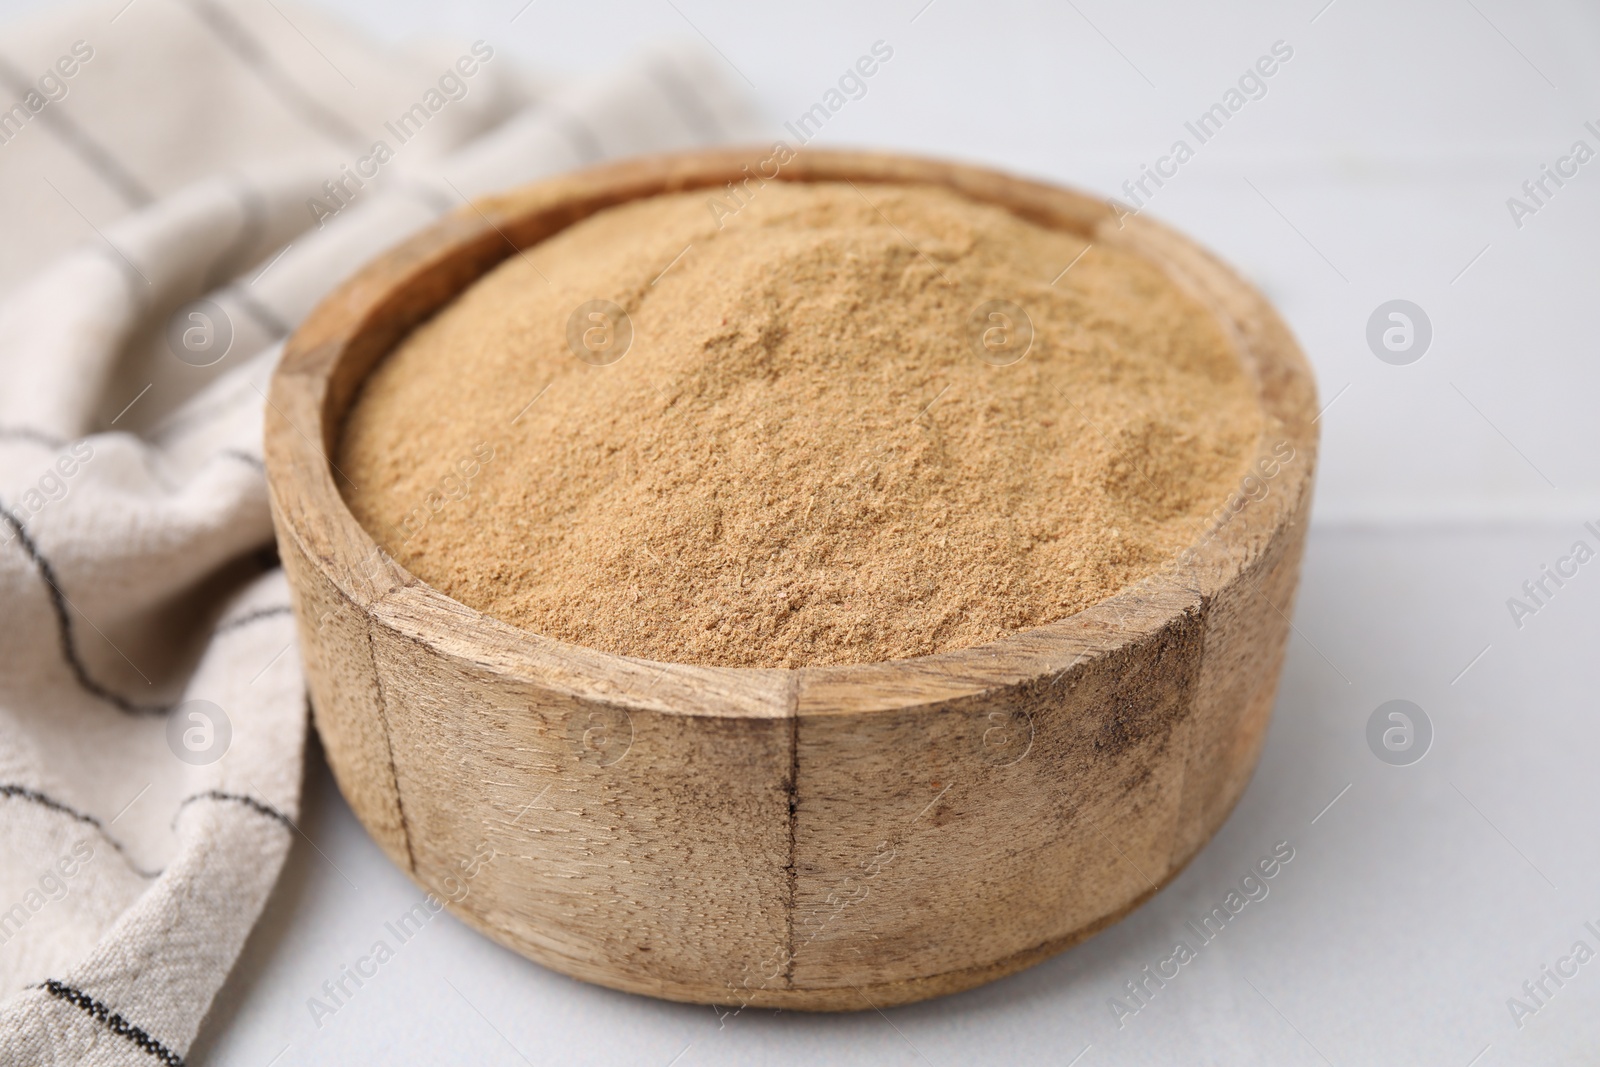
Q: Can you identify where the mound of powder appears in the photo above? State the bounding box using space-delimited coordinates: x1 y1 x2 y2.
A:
338 181 1263 668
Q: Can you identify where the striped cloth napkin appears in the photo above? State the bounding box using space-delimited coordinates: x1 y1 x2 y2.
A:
0 2 758 1062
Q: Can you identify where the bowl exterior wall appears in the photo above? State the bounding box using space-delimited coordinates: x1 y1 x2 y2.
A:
265 147 1318 1010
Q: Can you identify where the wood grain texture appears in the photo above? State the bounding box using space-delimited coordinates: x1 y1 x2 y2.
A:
264 147 1319 1011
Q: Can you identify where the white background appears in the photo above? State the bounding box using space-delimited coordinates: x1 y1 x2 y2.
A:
8 0 1598 1063
310 0 1600 523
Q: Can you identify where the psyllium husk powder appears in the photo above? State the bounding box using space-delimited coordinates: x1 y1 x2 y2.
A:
338 181 1263 667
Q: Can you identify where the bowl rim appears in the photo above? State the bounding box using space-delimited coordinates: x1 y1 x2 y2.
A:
265 145 1318 721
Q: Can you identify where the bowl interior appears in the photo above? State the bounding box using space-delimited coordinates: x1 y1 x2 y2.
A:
267 147 1318 716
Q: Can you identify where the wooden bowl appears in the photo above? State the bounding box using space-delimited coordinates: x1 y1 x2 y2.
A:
265 148 1317 1011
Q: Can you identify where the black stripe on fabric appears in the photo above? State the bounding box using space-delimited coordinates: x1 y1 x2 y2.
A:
645 58 725 142
176 789 294 830
0 783 104 832
38 980 184 1066
180 0 366 152
0 783 160 879
0 501 167 716
0 57 154 208
212 604 291 635
0 426 67 449
219 447 265 471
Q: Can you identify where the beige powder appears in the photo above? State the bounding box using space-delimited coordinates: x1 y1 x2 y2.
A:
339 181 1263 668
